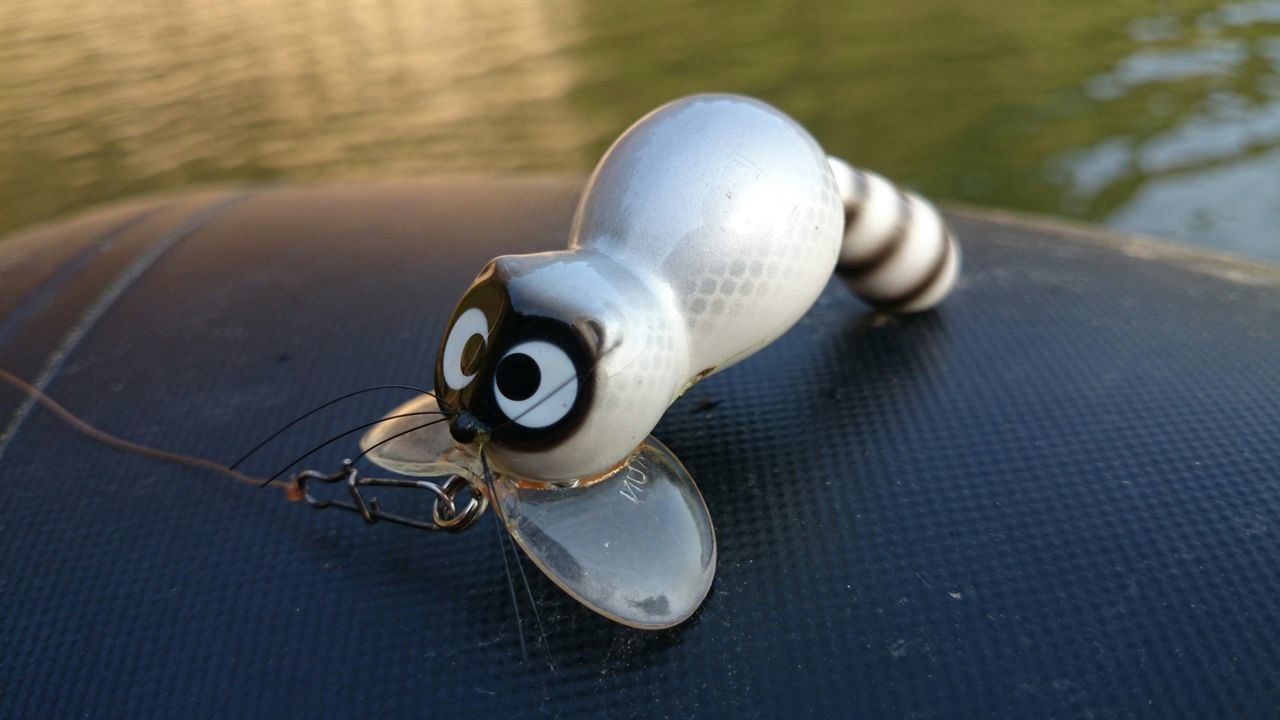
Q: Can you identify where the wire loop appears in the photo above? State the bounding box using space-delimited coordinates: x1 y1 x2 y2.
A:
292 460 487 533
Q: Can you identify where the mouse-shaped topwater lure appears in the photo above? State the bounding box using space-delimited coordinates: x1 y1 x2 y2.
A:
348 93 959 629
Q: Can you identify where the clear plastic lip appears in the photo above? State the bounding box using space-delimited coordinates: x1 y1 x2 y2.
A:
358 395 478 480
360 395 717 629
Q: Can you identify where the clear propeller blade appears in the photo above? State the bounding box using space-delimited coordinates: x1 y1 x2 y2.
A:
492 437 716 629
361 397 716 628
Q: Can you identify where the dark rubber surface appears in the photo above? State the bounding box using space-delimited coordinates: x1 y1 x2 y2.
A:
1 179 1277 719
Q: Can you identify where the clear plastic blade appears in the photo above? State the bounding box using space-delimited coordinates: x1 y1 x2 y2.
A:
492 436 716 629
359 395 478 478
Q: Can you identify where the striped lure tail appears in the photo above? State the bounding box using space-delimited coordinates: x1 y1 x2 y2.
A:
828 156 960 313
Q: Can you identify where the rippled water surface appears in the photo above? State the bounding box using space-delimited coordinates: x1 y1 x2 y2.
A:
2 1 1279 261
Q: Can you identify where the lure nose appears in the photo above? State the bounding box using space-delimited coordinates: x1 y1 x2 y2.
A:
448 411 490 446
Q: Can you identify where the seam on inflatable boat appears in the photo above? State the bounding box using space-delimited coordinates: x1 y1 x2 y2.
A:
0 204 173 349
0 191 259 462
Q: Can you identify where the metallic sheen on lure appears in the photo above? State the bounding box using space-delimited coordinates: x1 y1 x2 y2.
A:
361 93 959 629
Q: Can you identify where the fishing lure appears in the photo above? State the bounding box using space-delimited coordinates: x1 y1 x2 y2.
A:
349 93 959 629
2 93 958 634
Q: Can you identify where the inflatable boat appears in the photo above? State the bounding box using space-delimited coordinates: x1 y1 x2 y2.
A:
1 178 1277 718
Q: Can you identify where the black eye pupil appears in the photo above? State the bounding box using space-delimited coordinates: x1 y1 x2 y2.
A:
496 352 541 401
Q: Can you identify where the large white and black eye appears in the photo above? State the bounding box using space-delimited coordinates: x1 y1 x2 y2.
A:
493 340 579 428
441 308 489 391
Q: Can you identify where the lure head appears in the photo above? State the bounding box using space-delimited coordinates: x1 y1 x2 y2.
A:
359 248 714 631
364 250 712 631
434 251 686 483
432 94 838 483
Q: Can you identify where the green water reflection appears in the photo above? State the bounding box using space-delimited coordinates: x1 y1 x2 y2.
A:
2 1 1278 260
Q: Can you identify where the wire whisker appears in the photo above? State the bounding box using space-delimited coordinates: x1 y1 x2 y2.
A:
264 410 448 484
480 450 556 670
349 416 451 465
481 449 529 662
230 384 439 470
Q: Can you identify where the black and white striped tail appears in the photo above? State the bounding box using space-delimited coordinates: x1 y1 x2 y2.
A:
828 156 959 313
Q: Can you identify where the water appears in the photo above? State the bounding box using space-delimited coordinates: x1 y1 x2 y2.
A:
2 0 1279 262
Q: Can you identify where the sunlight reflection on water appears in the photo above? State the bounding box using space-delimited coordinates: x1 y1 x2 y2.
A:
1 0 1278 261
1057 2 1280 259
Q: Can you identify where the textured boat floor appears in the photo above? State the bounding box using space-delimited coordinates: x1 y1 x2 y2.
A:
1 179 1277 719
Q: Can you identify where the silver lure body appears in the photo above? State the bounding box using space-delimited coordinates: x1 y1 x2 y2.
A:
437 93 958 482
